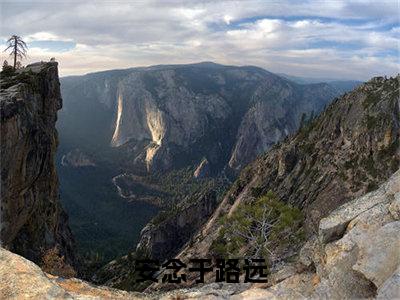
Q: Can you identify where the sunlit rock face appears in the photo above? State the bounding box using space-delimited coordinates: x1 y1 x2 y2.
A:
60 62 349 174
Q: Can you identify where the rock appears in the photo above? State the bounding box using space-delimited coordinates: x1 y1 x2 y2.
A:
298 239 316 268
0 62 76 270
137 189 218 261
312 170 400 299
194 158 210 178
319 170 400 244
377 266 400 299
0 247 145 299
319 186 391 244
389 192 400 220
0 247 69 299
352 221 400 288
61 149 96 167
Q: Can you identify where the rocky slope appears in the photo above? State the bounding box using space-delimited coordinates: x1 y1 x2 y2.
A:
164 75 400 286
0 62 76 272
1 169 398 299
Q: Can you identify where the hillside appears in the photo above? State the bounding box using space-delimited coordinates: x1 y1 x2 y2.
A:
154 75 400 288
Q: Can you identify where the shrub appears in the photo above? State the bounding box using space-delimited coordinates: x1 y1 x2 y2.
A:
212 191 304 265
41 246 76 278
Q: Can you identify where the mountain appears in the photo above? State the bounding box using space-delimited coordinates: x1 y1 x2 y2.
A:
132 75 399 291
59 62 348 173
0 62 76 273
91 75 398 290
57 62 355 261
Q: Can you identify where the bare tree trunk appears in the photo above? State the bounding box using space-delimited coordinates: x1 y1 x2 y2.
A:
13 37 17 70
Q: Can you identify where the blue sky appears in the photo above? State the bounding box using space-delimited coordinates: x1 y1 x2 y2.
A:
0 0 399 79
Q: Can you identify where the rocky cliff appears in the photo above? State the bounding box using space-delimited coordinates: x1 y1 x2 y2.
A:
1 169 398 299
170 75 399 285
60 62 347 174
0 62 76 272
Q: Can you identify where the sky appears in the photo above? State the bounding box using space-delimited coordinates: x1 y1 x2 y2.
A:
0 0 399 79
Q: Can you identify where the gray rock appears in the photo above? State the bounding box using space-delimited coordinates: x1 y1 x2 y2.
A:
194 158 210 178
0 247 145 300
377 266 400 300
318 172 398 243
389 192 400 220
0 62 76 270
353 221 400 288
61 148 96 167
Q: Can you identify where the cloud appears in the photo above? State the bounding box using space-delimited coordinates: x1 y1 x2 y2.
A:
0 0 398 79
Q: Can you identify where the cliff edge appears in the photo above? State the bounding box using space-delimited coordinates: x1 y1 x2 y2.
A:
0 62 76 272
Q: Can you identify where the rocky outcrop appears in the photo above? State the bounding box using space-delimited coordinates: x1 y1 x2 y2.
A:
153 170 400 298
173 75 399 283
311 170 400 299
0 247 143 299
137 190 218 261
61 148 96 167
193 158 210 178
0 62 76 271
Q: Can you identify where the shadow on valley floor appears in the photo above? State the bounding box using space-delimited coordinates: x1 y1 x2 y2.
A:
56 162 159 269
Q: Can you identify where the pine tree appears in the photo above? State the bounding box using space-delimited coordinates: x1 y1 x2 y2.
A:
4 35 28 70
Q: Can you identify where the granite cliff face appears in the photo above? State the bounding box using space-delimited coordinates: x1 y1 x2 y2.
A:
0 62 76 271
172 75 399 284
60 62 345 174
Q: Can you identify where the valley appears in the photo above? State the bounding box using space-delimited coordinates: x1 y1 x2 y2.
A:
1 1 399 298
56 62 360 274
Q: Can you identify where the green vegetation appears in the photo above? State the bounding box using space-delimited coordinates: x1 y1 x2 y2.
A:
366 181 378 192
57 164 159 267
0 68 36 90
94 250 151 292
378 139 399 160
212 192 304 265
363 155 378 178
